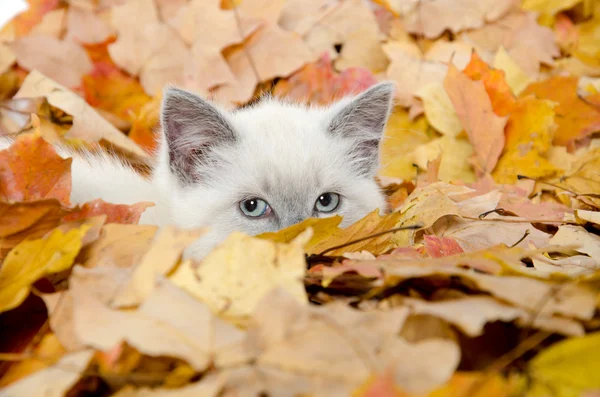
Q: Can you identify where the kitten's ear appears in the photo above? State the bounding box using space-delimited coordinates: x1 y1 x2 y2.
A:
327 82 395 176
161 87 237 185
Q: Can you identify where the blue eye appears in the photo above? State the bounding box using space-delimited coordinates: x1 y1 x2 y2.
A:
240 198 270 218
315 193 340 213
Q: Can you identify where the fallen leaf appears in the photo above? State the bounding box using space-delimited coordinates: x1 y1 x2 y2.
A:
28 8 65 39
10 36 93 88
528 331 600 397
444 63 507 173
302 0 388 72
258 215 343 251
384 42 447 107
112 375 226 397
521 76 600 147
400 296 584 337
412 136 476 183
15 70 148 158
112 226 204 307
170 231 309 322
65 6 113 44
423 235 464 258
214 24 314 105
461 11 559 76
80 223 158 269
63 199 153 224
0 224 90 313
9 0 60 37
493 46 533 95
493 96 558 183
0 350 94 397
400 0 518 39
415 82 462 137
462 51 517 117
273 53 378 105
549 225 600 265
0 133 71 205
378 108 434 181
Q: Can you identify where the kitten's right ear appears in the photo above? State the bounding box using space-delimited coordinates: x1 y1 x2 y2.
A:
161 87 237 185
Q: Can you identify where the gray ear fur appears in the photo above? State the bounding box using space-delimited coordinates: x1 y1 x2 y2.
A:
327 82 395 176
161 87 237 185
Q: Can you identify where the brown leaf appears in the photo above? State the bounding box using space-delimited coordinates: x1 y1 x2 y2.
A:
398 0 518 39
444 64 507 173
80 223 158 269
10 36 93 88
65 6 113 45
15 70 148 159
214 24 314 105
0 134 71 205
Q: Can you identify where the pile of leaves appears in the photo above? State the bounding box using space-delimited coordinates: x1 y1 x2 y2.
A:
1 0 600 396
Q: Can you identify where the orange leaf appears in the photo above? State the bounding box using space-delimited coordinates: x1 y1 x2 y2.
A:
424 235 464 258
462 51 516 116
0 134 71 205
521 76 600 147
63 199 153 225
273 53 378 105
9 0 60 37
82 40 153 123
443 64 507 174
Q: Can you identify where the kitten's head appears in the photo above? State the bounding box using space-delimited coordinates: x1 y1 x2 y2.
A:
154 83 394 257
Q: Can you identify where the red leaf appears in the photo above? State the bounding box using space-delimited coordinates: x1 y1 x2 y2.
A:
0 134 71 206
424 235 464 258
63 199 153 224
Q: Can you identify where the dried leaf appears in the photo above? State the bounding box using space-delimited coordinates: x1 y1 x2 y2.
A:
0 134 71 205
444 63 507 173
10 36 93 88
63 199 153 224
171 231 309 321
15 70 148 158
0 224 90 313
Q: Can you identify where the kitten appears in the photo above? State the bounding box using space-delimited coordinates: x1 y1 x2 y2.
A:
0 82 395 258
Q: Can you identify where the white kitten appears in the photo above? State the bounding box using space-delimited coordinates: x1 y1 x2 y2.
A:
0 83 395 258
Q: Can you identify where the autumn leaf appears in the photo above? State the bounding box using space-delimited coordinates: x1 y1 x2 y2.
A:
521 75 600 146
273 53 378 105
493 95 558 183
444 63 507 174
0 224 90 313
63 199 153 225
528 331 600 397
0 133 71 205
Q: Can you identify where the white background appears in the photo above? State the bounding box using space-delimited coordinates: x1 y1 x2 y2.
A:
0 0 28 30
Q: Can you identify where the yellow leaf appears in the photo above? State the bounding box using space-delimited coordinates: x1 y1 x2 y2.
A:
521 0 582 17
0 225 90 313
310 210 404 256
416 82 462 137
528 331 600 397
493 47 533 96
257 215 342 253
413 136 476 183
493 96 558 184
428 372 515 397
170 231 309 322
379 108 434 181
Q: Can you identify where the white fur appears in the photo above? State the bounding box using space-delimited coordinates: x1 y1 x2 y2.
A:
0 86 392 259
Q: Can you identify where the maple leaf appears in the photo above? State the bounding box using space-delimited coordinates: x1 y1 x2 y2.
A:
65 6 113 45
15 70 148 159
443 63 507 174
10 36 92 88
0 200 69 260
171 230 309 322
63 199 154 225
383 41 447 107
0 224 90 313
395 0 518 39
521 75 600 147
0 134 71 205
461 11 560 76
273 53 378 105
423 235 464 258
8 0 60 37
493 95 558 183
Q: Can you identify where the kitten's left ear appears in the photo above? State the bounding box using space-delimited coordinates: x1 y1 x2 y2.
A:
327 82 395 175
